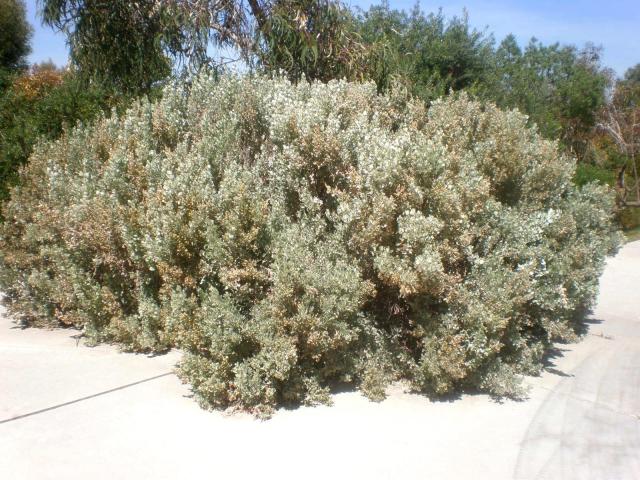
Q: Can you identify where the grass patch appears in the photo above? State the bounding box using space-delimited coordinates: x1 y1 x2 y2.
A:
624 226 640 243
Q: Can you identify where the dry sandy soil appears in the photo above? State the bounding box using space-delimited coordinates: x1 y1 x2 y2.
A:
1 242 639 479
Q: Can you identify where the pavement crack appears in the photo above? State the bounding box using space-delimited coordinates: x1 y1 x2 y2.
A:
0 372 174 425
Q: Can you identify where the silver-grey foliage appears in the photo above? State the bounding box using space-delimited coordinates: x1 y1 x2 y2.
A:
0 75 621 416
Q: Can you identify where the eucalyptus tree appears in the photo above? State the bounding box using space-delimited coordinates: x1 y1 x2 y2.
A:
40 0 379 93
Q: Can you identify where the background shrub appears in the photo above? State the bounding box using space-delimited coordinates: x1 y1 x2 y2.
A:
573 163 616 188
0 75 621 415
0 64 121 207
618 206 640 231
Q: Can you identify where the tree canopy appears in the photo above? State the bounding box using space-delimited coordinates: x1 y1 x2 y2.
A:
40 0 381 93
356 4 495 98
0 0 33 88
487 37 608 157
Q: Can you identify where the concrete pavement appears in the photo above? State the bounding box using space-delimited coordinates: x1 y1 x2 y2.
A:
1 242 639 479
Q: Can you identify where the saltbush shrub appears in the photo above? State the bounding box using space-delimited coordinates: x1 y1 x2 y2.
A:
0 75 621 415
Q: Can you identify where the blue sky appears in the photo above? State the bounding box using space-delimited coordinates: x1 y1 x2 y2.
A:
26 0 640 77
